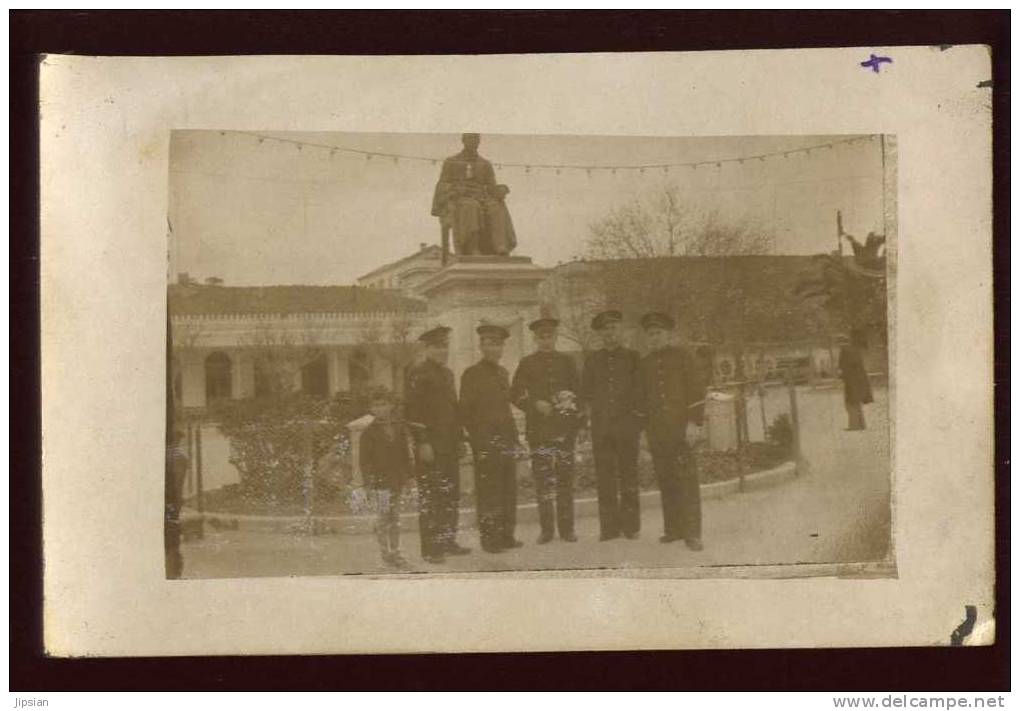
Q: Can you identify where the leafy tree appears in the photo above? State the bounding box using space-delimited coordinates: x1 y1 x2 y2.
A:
794 237 888 342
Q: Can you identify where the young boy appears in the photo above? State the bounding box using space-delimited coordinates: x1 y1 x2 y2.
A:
359 388 414 568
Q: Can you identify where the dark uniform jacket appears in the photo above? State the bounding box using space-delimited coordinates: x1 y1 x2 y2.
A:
639 346 707 449
459 359 519 453
582 346 643 438
359 419 414 491
510 350 581 443
405 358 462 456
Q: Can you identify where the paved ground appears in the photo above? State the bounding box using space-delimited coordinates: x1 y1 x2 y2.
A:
181 385 891 578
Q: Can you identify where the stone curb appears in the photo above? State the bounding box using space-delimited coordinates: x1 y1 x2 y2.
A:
187 460 798 536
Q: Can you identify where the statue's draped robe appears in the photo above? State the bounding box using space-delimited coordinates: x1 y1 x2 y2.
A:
431 150 517 255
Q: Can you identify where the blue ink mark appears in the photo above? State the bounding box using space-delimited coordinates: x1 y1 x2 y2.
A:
861 54 893 73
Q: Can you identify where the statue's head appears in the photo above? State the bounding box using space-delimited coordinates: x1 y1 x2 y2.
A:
461 133 481 151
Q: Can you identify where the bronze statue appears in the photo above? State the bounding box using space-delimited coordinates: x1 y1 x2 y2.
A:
431 133 517 258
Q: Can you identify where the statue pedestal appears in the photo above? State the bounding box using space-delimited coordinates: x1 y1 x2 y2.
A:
413 256 551 379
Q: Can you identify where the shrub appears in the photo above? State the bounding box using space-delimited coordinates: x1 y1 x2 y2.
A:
209 390 389 510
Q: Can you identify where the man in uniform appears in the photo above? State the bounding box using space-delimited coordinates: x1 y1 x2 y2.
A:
405 325 472 564
581 310 644 541
638 312 708 551
459 323 523 554
510 317 581 543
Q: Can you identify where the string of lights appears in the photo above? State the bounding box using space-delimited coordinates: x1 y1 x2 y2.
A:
220 130 879 175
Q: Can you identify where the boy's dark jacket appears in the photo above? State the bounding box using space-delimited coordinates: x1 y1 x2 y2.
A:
359 419 414 491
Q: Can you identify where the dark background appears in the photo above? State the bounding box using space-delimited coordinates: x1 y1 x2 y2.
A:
10 10 1009 691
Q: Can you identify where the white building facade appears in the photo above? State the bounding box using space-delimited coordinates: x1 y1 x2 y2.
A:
170 283 427 410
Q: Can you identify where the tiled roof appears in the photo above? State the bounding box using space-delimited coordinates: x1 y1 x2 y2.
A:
169 284 428 316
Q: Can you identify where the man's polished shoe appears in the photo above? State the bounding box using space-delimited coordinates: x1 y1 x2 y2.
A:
599 532 621 542
684 538 704 551
503 539 524 549
562 533 578 542
423 554 446 564
445 543 472 556
623 532 640 540
537 532 554 544
659 534 681 544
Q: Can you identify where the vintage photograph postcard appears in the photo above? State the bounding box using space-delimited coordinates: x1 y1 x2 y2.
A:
40 47 993 656
166 130 894 580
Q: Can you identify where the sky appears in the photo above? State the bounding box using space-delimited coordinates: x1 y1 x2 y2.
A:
168 131 888 286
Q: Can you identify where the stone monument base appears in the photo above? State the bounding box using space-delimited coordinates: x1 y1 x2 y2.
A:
413 256 551 379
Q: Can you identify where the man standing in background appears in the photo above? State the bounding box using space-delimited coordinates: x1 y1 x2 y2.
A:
838 327 874 431
639 312 707 551
511 317 581 544
582 310 644 542
405 325 472 564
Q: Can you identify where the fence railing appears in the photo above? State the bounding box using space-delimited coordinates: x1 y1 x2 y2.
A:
706 371 804 490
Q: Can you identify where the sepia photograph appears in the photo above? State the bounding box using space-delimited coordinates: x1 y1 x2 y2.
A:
36 41 995 658
166 130 895 579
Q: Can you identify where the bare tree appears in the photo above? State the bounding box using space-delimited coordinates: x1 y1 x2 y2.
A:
239 320 323 398
539 266 605 352
354 308 422 396
588 185 773 261
586 184 775 366
685 207 774 258
170 319 206 350
375 312 420 396
358 319 383 349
